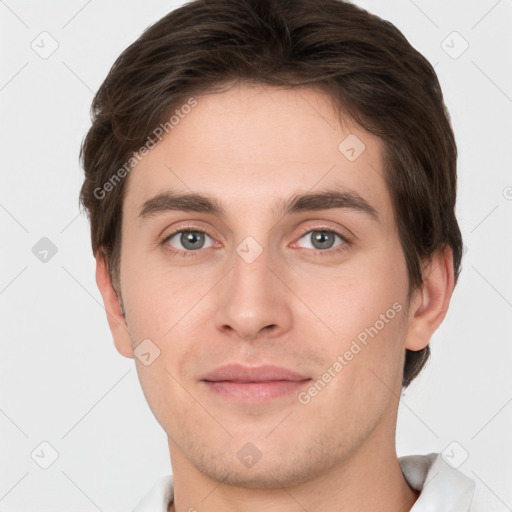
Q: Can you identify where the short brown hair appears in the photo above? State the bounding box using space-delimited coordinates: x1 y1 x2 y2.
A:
79 0 463 388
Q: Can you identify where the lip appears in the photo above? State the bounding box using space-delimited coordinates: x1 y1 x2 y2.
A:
200 364 311 404
201 363 309 382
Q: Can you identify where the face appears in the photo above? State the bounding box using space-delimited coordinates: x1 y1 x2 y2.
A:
110 84 425 487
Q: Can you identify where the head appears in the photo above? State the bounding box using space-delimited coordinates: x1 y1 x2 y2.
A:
80 0 461 489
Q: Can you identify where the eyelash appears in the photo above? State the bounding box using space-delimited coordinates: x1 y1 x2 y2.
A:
161 226 351 258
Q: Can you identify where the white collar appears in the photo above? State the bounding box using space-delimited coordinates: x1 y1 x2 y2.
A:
399 453 475 511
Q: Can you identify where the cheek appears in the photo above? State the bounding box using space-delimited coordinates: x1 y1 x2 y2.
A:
293 254 407 338
295 248 409 391
120 252 203 340
304 312 407 429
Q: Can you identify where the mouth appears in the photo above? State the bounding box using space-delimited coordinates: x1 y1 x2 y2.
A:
200 364 312 403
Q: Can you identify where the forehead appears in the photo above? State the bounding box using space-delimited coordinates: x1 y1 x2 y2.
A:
123 85 394 228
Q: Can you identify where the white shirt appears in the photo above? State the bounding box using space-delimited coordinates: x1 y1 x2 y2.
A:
132 452 495 511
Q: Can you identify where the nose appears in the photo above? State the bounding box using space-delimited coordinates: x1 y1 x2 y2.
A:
213 246 293 342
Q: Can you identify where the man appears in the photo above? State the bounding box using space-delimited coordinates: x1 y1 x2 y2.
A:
79 0 486 509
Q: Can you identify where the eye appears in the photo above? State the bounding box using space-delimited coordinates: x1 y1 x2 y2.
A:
294 228 349 254
163 229 214 254
161 226 350 258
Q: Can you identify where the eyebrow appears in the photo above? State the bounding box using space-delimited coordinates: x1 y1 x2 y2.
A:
138 188 379 223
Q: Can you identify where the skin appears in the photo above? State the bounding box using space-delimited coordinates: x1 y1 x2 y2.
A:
96 84 454 512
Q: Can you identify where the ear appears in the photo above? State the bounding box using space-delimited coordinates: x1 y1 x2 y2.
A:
404 245 455 351
95 254 134 359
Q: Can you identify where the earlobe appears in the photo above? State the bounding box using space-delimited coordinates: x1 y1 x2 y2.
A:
95 254 134 359
404 245 455 352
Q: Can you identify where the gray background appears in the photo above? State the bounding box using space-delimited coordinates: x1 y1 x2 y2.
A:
1 0 511 510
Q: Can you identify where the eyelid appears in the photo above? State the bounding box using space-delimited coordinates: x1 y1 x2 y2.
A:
160 221 349 242
158 219 217 240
